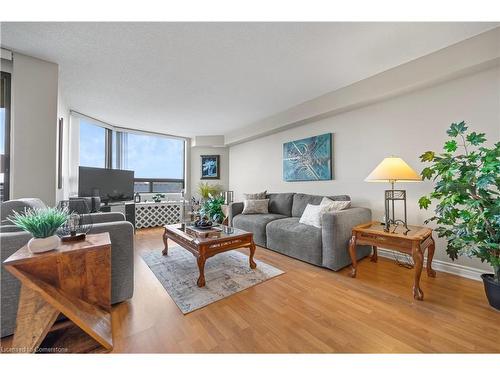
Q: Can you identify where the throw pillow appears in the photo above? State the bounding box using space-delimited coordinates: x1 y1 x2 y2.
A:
320 196 351 212
299 203 325 228
242 199 269 214
243 190 267 200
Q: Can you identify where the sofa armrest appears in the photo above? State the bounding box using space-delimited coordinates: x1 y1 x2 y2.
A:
1 230 32 337
228 202 244 226
0 224 23 233
82 212 126 225
321 207 372 271
88 221 134 303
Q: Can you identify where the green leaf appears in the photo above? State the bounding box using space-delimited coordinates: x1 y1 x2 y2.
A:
446 121 468 137
466 132 486 146
444 140 457 152
418 196 432 209
421 167 434 180
420 151 435 162
477 174 495 190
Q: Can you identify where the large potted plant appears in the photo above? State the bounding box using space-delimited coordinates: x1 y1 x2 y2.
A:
199 195 225 224
418 122 499 310
9 207 69 253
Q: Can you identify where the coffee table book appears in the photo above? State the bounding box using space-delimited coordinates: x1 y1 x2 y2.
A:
185 225 222 239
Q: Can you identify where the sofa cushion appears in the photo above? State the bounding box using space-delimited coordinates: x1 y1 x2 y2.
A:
242 199 269 214
267 193 294 217
243 191 267 200
320 197 351 212
291 193 350 217
299 203 325 228
232 213 286 247
266 217 322 265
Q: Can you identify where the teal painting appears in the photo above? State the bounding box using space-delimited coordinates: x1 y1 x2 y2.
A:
283 133 332 181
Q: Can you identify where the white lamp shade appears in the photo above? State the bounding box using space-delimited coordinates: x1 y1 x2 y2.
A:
365 157 421 182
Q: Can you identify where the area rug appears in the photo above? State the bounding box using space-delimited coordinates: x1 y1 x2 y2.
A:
141 247 284 314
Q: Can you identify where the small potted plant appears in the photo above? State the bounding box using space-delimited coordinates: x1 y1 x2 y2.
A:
152 193 165 203
419 122 499 310
9 207 69 253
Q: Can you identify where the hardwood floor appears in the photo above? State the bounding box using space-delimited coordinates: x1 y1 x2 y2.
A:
2 227 499 353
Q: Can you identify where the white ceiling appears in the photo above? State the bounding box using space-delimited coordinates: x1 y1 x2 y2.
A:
1 22 498 137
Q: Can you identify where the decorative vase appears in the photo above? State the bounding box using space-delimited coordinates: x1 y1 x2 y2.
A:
27 235 61 253
481 274 500 311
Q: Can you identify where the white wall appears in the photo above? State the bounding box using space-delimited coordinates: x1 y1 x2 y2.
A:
10 53 59 206
190 146 229 199
229 66 500 271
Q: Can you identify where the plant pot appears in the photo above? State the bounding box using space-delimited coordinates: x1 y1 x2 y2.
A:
481 274 500 311
28 235 61 253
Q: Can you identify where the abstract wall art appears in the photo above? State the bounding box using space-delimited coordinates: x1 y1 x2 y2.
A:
283 133 332 182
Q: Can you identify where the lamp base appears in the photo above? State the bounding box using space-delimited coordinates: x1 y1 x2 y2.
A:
384 189 409 234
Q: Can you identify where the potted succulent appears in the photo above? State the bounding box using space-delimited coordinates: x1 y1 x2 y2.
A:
9 207 69 253
419 122 499 310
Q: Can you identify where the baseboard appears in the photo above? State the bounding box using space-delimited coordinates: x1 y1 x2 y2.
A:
376 249 486 281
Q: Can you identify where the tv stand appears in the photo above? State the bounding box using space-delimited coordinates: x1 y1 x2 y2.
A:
100 201 135 228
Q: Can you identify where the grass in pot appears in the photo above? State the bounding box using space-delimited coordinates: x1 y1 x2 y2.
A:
419 122 499 310
9 207 69 253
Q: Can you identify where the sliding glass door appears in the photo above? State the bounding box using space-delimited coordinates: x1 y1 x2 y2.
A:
0 72 11 202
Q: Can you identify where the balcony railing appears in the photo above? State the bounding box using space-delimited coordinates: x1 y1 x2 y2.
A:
133 178 184 194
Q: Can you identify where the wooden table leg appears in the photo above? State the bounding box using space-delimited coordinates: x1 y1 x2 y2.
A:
427 237 437 277
412 242 424 300
12 285 60 353
371 245 378 263
349 234 358 278
162 227 169 256
249 242 257 269
196 256 206 287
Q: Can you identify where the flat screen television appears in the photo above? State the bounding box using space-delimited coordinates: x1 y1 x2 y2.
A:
78 166 134 203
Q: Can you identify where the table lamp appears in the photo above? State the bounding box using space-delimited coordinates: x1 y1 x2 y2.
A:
365 156 421 232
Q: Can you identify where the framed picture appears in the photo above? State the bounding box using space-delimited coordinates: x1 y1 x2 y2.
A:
283 133 332 182
200 155 220 180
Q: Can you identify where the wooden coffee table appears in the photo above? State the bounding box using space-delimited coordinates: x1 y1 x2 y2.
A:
348 221 436 301
162 224 256 287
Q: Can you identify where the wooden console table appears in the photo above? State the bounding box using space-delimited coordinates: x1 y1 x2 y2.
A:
3 233 113 353
348 221 436 300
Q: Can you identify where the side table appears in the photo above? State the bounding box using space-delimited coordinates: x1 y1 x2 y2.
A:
3 232 113 353
348 221 436 300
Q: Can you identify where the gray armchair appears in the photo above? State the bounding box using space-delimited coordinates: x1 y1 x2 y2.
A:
0 198 134 338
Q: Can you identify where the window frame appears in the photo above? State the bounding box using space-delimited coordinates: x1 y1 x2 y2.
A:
134 178 185 193
75 112 186 194
1 71 11 202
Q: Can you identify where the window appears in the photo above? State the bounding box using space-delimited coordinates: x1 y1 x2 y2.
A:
79 120 106 168
77 114 185 194
123 132 185 193
123 132 184 179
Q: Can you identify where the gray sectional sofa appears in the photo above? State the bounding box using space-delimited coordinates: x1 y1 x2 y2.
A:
0 198 135 338
228 193 372 271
